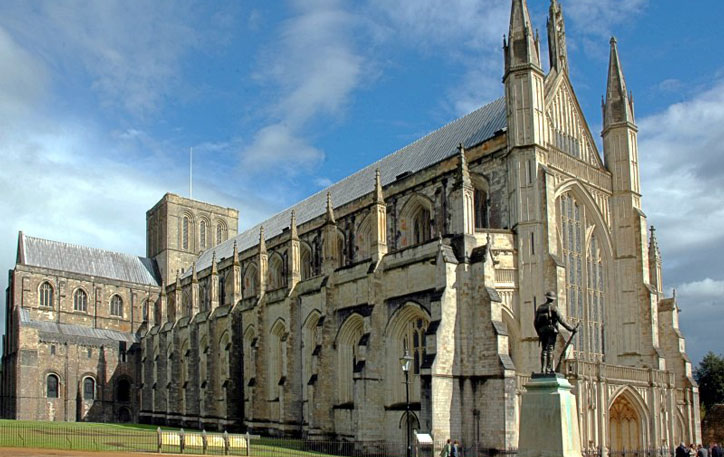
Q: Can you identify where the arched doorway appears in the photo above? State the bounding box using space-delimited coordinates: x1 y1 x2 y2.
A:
609 393 643 455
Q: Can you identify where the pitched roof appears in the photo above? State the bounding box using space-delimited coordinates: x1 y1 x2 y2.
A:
187 97 506 276
19 308 139 344
19 233 160 286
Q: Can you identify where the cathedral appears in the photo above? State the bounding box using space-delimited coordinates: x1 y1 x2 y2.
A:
1 0 701 453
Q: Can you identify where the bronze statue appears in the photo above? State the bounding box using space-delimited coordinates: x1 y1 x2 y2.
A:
534 291 578 374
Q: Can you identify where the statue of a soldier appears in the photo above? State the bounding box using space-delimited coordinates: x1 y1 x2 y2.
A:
534 291 578 374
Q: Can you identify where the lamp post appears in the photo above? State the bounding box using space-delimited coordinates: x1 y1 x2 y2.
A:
400 350 414 457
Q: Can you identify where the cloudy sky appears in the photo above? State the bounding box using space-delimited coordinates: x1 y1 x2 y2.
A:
1 0 722 365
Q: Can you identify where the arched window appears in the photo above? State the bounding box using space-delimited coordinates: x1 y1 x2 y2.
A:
200 220 207 250
385 304 429 405
216 222 226 245
337 314 363 405
474 188 488 229
83 377 95 400
116 378 131 402
268 254 285 290
110 295 123 317
39 282 53 308
558 191 607 359
142 300 149 322
412 207 431 245
182 215 190 251
154 302 162 325
355 215 372 261
47 374 59 398
74 289 88 312
243 265 258 298
300 244 313 280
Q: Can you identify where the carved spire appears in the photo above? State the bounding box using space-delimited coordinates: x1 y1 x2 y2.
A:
259 226 267 254
191 262 198 283
160 279 167 297
175 271 181 288
374 169 384 202
648 226 661 261
211 251 218 275
325 192 336 225
504 0 541 74
603 37 635 130
547 0 568 74
290 210 299 241
457 143 471 187
232 240 239 266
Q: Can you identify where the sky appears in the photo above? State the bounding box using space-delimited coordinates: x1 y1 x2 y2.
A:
0 0 723 366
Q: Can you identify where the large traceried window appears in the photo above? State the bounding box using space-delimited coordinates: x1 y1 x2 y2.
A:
39 282 53 308
386 304 429 406
558 192 606 360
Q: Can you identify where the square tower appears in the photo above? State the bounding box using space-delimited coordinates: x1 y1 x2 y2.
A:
146 193 239 285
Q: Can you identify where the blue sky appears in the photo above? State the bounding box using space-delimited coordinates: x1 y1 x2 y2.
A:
1 0 723 365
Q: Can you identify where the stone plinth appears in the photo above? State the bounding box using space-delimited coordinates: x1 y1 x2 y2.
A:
519 374 581 457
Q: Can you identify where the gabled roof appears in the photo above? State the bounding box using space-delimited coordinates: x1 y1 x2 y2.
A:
19 308 139 344
18 232 160 286
188 96 507 276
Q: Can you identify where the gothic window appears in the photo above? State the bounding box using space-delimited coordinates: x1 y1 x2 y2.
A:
474 188 488 230
182 215 190 251
337 232 346 268
216 222 226 245
218 333 231 393
558 192 607 359
302 312 320 422
110 295 123 317
142 300 149 322
268 254 285 290
356 215 372 260
268 320 287 412
47 374 59 398
200 220 207 250
154 302 162 325
83 377 95 400
385 304 429 405
243 265 257 298
300 245 312 280
412 207 431 245
200 283 209 312
74 288 88 312
243 327 256 412
337 314 363 405
39 282 53 308
219 275 225 307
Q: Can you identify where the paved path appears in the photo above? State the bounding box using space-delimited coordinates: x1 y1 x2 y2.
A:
0 448 186 457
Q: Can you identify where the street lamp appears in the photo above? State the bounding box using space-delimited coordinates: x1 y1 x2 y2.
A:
400 350 414 457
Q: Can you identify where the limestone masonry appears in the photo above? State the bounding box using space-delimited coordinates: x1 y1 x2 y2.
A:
1 0 700 453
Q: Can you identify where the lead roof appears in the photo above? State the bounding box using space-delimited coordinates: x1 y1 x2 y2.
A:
186 96 507 277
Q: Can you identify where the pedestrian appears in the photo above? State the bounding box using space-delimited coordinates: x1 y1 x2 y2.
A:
712 443 723 457
453 440 461 457
698 444 710 457
440 439 452 457
678 442 690 457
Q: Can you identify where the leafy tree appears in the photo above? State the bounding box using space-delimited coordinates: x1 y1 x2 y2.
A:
695 352 724 413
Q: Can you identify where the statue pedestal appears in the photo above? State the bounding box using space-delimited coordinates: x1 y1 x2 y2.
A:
519 374 582 457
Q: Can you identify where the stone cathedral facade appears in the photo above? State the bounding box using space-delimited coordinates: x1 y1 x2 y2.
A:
2 0 701 453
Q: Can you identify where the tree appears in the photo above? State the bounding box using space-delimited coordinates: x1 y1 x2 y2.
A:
695 352 724 413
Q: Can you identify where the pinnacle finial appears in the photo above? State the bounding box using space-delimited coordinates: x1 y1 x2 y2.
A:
192 262 198 281
325 192 336 224
374 169 384 202
290 210 298 240
211 251 218 274
259 226 267 253
232 240 239 266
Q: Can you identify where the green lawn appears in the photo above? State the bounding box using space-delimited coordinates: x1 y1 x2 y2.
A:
0 420 347 456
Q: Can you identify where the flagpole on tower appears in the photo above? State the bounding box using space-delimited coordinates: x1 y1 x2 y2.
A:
189 147 193 199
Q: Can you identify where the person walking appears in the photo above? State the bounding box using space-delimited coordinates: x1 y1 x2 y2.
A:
698 444 710 457
440 439 452 457
711 443 722 457
453 440 461 457
678 443 690 457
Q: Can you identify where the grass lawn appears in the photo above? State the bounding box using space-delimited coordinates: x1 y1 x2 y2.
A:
0 420 347 456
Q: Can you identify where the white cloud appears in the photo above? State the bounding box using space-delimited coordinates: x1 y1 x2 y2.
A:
0 26 48 121
0 0 203 117
241 0 369 173
563 0 648 38
676 278 724 301
240 124 324 173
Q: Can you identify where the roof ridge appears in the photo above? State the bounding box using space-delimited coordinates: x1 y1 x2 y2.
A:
23 233 150 261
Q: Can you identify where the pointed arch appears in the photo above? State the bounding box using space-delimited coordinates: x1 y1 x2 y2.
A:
399 194 434 248
243 262 258 298
336 313 364 405
384 302 430 405
608 386 648 452
355 212 373 261
471 173 490 230
299 241 313 281
267 252 285 290
268 318 287 399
